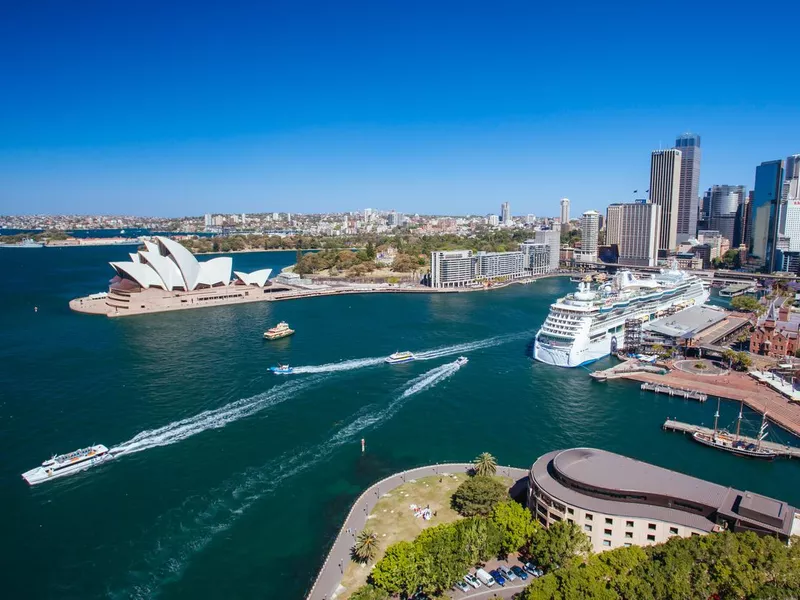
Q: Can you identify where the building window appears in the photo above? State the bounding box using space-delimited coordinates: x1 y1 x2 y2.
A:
669 527 679 535
626 520 634 527
567 507 574 515
624 543 632 548
648 523 657 531
625 532 633 539
567 518 574 524
691 532 700 537
647 534 656 542
586 513 593 521
602 540 611 547
605 518 613 525
604 529 612 536
550 514 562 522
584 524 592 532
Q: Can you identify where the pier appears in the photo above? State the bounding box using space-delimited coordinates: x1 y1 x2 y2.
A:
641 383 707 402
662 420 800 458
719 282 757 297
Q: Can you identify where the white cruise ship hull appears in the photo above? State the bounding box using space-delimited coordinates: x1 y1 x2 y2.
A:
534 272 709 368
22 453 114 485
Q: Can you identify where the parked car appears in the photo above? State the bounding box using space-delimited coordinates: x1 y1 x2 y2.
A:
475 568 495 587
489 569 506 587
454 580 470 593
511 565 528 580
524 561 543 577
499 566 516 581
463 574 481 589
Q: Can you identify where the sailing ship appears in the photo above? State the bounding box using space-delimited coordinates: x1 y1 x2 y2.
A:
691 398 777 460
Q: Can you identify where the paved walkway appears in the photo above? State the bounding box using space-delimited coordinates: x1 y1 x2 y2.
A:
305 463 530 600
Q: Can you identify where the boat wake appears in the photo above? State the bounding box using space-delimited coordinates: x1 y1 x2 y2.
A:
110 376 325 457
290 356 385 374
111 360 467 598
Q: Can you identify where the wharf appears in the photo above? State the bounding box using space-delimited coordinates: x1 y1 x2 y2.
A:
662 420 800 458
641 383 707 402
719 283 757 297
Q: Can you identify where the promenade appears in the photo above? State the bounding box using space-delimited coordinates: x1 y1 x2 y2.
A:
306 463 530 600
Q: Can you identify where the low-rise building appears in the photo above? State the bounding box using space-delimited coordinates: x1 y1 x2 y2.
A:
529 448 798 553
751 297 800 357
475 251 525 281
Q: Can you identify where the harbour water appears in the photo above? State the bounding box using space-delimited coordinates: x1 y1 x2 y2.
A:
1 246 798 600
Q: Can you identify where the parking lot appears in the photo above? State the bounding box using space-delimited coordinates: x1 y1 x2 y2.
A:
451 554 539 599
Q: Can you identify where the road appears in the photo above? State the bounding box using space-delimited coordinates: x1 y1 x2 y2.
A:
305 463 530 600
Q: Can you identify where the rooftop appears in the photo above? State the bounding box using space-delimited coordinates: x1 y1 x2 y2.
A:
644 305 727 339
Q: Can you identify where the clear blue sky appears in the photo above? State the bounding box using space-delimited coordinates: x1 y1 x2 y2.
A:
1 0 799 218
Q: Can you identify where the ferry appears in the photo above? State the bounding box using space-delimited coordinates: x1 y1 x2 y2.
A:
0 238 43 249
270 364 294 375
534 262 709 367
455 356 469 366
263 322 295 340
385 351 416 364
692 399 776 460
22 444 113 485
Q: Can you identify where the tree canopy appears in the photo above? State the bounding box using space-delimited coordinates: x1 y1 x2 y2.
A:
473 452 498 477
451 475 508 517
731 295 763 313
528 520 592 572
491 500 539 556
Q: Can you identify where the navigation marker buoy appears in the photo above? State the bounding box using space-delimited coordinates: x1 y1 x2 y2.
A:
361 438 365 453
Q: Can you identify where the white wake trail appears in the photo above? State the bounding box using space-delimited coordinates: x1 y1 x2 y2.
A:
416 332 525 361
290 356 385 374
110 377 323 457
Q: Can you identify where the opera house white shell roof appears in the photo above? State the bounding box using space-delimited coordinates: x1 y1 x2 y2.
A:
109 237 272 291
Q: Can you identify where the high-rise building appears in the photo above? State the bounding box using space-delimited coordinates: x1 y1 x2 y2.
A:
534 229 560 271
606 204 623 246
475 251 524 280
487 214 500 227
751 160 785 272
781 155 800 252
525 214 537 225
204 213 212 227
675 133 701 243
618 203 662 267
501 202 511 225
649 149 682 251
387 211 400 227
519 241 552 274
430 250 475 288
709 185 746 246
560 198 570 232
578 210 600 262
737 192 753 251
241 213 247 225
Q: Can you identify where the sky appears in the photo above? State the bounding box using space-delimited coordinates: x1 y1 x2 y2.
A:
1 0 799 218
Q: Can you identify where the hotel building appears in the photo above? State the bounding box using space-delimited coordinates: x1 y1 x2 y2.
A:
528 448 798 553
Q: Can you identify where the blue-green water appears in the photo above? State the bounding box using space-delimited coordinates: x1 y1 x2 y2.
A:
1 247 798 599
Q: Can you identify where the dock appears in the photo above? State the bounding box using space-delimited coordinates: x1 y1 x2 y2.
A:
662 419 800 458
719 282 757 297
641 383 707 402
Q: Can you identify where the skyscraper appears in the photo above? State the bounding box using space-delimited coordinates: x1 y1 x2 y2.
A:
501 202 511 225
618 202 662 267
709 185 746 245
560 198 570 232
649 149 682 252
579 210 600 262
675 133 701 243
781 155 800 252
534 229 560 271
606 204 623 246
751 160 785 272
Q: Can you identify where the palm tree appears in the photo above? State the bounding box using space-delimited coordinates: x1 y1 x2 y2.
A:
352 529 380 564
473 452 497 477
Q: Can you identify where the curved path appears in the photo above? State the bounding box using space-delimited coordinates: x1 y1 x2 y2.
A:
306 463 530 600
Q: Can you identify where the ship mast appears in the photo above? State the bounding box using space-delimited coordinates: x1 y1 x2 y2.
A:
735 400 743 439
757 409 769 451
713 397 720 434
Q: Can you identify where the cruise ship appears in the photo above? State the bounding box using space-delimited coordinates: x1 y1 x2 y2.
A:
534 264 709 367
22 444 113 485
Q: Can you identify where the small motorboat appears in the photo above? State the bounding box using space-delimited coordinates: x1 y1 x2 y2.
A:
455 356 469 366
270 364 294 375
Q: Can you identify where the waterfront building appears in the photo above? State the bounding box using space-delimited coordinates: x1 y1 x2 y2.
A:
675 133 701 243
618 202 661 267
649 149 682 252
781 155 800 252
606 204 622 247
528 447 798 553
501 202 511 226
751 160 786 271
750 297 800 357
577 210 600 263
520 241 552 275
430 250 475 288
708 185 746 246
533 229 561 271
487 214 500 227
475 251 524 281
560 198 570 233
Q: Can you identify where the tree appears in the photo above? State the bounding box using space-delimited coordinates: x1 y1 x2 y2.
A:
349 584 389 600
491 500 539 556
529 520 591 571
414 524 471 594
391 253 418 273
451 475 508 517
295 248 302 265
370 541 419 596
731 295 762 313
365 240 376 260
734 351 752 371
473 452 498 477
352 529 380 564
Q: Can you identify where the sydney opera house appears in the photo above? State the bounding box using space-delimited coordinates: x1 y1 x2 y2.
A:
70 236 279 317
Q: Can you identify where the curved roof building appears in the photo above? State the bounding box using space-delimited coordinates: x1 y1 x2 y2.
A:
529 448 798 552
108 236 270 291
